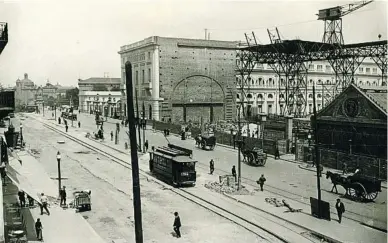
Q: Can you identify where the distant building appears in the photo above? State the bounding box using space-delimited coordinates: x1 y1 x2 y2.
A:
119 36 238 122
15 73 38 107
78 77 121 91
78 91 121 117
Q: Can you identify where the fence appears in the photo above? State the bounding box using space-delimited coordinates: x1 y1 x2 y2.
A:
152 121 288 156
319 148 387 179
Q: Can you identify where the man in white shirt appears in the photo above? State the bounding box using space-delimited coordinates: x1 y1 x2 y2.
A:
40 193 50 215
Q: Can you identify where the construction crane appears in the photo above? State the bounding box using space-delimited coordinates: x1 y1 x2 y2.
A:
318 0 374 44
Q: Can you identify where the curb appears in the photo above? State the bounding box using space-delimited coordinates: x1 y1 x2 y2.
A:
298 165 388 189
222 193 342 243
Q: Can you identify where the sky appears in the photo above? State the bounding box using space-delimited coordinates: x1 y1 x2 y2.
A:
0 0 386 87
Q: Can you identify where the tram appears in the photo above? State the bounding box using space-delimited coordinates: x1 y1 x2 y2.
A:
149 144 197 187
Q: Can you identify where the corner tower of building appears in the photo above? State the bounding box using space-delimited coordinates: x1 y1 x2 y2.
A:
119 36 238 122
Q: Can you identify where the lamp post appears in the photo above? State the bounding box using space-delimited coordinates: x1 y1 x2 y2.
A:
42 101 45 117
349 139 352 155
54 103 57 121
56 152 62 196
308 131 312 165
312 82 322 217
142 101 146 152
237 104 242 191
19 124 23 148
259 113 267 151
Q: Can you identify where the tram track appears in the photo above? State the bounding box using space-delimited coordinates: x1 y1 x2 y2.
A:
30 117 319 243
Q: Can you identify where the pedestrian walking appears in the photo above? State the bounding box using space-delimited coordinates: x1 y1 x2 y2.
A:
342 162 348 175
144 140 149 152
78 121 81 128
110 131 114 141
39 193 50 215
65 125 68 132
35 218 43 241
58 117 61 124
173 212 181 238
275 147 280 160
335 198 345 223
232 165 237 181
0 161 6 185
60 186 67 206
64 120 67 126
257 174 266 191
209 159 214 175
18 190 26 207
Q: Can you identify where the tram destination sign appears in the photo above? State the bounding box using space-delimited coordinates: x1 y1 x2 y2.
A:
0 91 15 110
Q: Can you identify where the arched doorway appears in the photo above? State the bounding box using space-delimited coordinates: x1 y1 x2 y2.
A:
170 75 225 124
148 105 152 120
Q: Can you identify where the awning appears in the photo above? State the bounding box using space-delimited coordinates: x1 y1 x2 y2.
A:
6 151 59 203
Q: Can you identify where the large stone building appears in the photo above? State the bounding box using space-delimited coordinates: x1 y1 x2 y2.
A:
316 84 387 179
238 59 384 117
79 91 121 117
78 77 121 91
118 36 238 122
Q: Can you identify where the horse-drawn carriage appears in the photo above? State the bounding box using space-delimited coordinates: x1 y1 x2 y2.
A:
195 134 216 150
326 171 382 201
61 112 77 121
242 147 267 166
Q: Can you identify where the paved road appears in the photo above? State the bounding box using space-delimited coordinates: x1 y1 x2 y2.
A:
63 112 387 229
19 114 265 243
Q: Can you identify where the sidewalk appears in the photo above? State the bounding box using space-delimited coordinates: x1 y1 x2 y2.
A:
228 189 387 243
7 150 106 243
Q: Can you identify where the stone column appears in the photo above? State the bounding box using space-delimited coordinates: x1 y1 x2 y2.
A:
152 45 160 121
285 114 293 141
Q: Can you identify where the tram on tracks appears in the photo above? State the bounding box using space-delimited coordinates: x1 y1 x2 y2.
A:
149 144 197 187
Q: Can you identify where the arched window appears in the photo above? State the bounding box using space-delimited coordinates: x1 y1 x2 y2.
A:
326 94 330 98
359 80 363 86
258 78 263 85
236 94 240 99
318 79 322 84
309 79 313 84
268 94 273 99
279 93 284 99
247 94 253 99
373 81 377 86
257 94 263 99
317 94 322 98
308 94 313 98
367 81 370 86
326 80 330 84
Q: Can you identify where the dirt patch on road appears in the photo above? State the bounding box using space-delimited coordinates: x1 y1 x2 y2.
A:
204 181 252 195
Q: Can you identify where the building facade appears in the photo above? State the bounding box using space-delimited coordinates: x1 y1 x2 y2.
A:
119 36 238 123
316 84 387 179
79 91 121 117
78 77 121 91
15 73 38 107
238 59 384 117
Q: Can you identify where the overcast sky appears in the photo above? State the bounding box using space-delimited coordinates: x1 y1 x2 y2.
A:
0 0 386 87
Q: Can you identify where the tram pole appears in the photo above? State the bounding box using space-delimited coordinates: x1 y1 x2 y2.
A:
142 101 146 152
312 83 322 217
237 105 242 191
125 62 144 243
135 83 141 152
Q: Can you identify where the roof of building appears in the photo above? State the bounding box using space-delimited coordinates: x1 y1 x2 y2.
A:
78 77 121 84
357 85 387 113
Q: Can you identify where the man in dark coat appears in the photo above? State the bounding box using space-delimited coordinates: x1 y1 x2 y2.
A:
232 165 237 181
335 198 345 223
209 159 214 175
257 174 266 191
60 186 67 206
18 190 26 207
35 218 43 241
173 212 181 238
65 125 69 132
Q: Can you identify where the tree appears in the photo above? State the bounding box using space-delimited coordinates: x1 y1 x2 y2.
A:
66 88 79 107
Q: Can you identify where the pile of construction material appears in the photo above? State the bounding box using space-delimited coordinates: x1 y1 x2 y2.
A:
204 181 250 195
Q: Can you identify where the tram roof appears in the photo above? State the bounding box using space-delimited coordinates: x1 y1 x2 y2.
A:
153 151 197 163
240 40 387 54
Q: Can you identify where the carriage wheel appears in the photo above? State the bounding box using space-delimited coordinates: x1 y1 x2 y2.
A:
248 153 255 165
210 144 215 150
348 182 367 201
364 191 379 201
202 141 207 150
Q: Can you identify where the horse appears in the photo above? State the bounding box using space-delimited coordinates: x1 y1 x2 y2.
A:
326 171 345 194
194 135 202 147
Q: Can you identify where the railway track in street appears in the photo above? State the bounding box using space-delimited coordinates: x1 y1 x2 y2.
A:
30 117 319 243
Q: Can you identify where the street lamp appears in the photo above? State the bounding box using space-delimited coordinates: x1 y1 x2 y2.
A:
19 124 23 148
307 131 312 147
42 101 45 117
258 113 267 151
56 151 62 196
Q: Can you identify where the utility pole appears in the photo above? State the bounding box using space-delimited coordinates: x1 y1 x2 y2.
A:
312 83 322 217
56 152 62 196
237 106 242 191
125 62 144 243
204 28 208 40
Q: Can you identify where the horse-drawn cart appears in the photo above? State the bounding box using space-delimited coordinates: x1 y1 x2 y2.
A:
195 134 216 150
326 171 382 201
242 147 267 166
